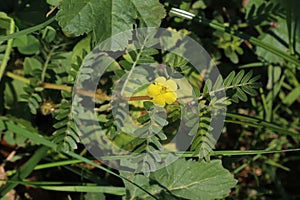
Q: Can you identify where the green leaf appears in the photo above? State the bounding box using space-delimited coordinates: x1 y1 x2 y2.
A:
282 85 300 106
242 85 258 96
153 159 237 200
12 35 40 55
0 146 49 197
84 193 105 200
42 26 56 43
223 71 235 87
39 185 125 195
122 158 237 200
224 47 239 64
192 0 207 9
236 87 248 102
71 35 92 64
4 79 27 110
56 0 165 43
121 171 163 199
214 75 224 91
232 70 245 85
47 0 62 6
255 17 298 64
131 0 166 27
241 70 253 83
92 0 136 44
56 0 99 36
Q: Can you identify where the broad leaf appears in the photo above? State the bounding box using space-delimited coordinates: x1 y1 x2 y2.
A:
122 158 237 200
56 0 165 43
153 159 237 199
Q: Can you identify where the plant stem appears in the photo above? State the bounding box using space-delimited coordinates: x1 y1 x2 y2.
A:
5 71 71 92
5 71 30 84
120 36 148 95
41 47 55 82
40 82 71 92
5 72 150 102
98 148 300 160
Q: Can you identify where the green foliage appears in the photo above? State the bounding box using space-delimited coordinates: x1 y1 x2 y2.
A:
0 0 299 199
12 34 40 55
56 0 165 43
214 32 244 64
52 54 82 151
245 1 284 25
0 117 30 147
53 97 79 151
222 70 260 103
122 158 237 200
20 82 42 114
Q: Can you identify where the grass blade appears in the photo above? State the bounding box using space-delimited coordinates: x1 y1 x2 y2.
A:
0 17 55 42
0 146 49 198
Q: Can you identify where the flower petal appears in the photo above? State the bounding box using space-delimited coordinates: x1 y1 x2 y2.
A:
153 95 166 107
155 77 167 85
147 84 162 97
166 79 177 91
163 91 177 104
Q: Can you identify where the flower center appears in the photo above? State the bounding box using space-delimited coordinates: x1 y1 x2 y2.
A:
159 85 168 94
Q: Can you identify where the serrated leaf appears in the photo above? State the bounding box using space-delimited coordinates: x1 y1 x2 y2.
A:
56 0 99 36
132 0 166 27
57 0 165 45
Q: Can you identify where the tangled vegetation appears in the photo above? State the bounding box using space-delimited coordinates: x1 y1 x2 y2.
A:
0 0 299 199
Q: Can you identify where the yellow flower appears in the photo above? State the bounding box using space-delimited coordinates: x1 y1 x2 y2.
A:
147 77 177 107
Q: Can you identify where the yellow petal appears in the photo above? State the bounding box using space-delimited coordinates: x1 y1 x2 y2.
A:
155 77 167 85
166 79 177 91
163 91 177 104
147 84 162 97
153 95 166 107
